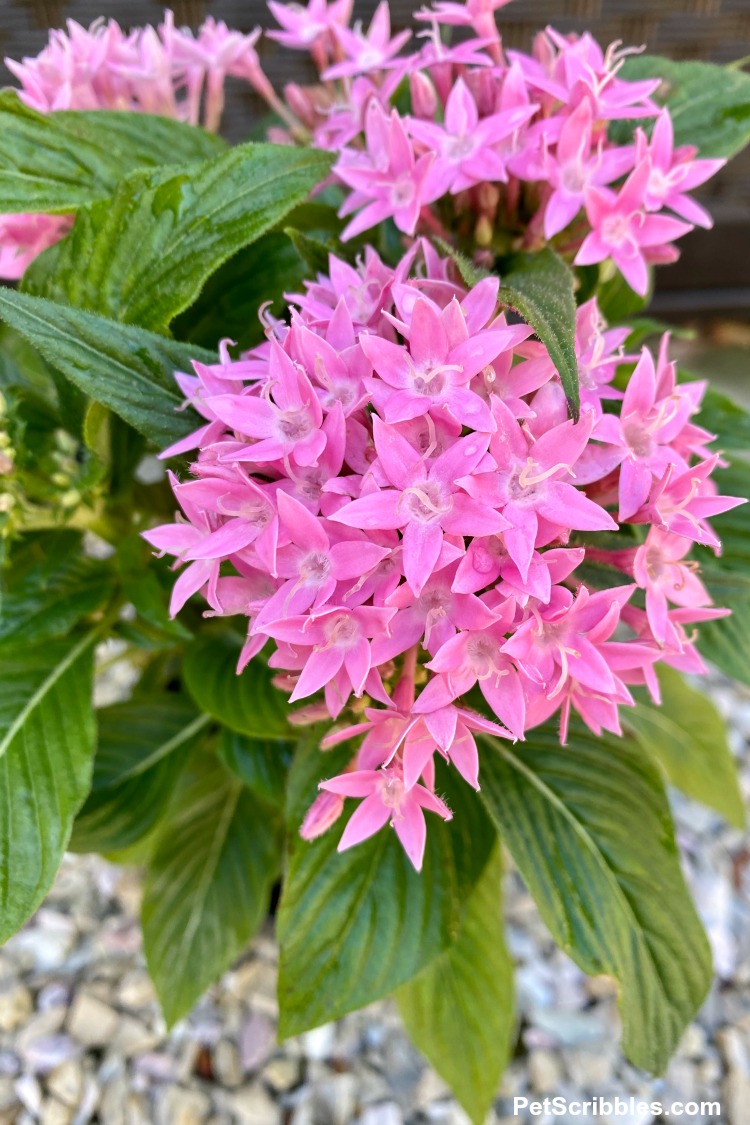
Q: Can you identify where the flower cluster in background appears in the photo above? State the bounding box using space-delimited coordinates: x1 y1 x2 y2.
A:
145 242 741 869
2 1 727 289
1 14 269 278
260 0 725 294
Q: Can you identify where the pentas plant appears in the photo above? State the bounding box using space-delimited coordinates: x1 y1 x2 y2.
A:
145 241 741 871
0 5 749 1122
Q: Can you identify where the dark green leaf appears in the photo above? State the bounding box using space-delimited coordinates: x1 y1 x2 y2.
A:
0 631 96 942
0 530 113 646
595 266 650 324
277 810 457 1037
397 848 515 1125
624 667 745 829
70 693 210 854
34 144 333 330
118 536 192 643
498 249 579 419
438 759 498 890
698 387 750 452
615 55 750 160
172 232 307 352
699 462 750 613
625 317 693 350
183 633 293 739
121 571 193 644
284 227 334 277
434 238 490 287
283 732 355 831
0 323 59 409
0 289 214 446
218 728 293 808
0 90 226 214
143 750 281 1026
478 722 712 1074
698 601 750 689
276 743 495 1037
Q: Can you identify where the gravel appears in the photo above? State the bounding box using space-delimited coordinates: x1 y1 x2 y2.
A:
0 675 747 1125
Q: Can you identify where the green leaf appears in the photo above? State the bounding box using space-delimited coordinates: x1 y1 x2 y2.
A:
142 750 281 1026
217 727 293 808
277 812 457 1038
498 249 579 419
698 387 750 452
478 722 712 1074
121 571 192 644
616 55 750 160
0 323 59 409
624 666 745 829
176 193 346 351
35 144 333 330
117 536 192 643
433 238 491 288
0 530 114 646
397 848 515 1125
183 632 293 739
0 289 213 446
70 694 210 854
0 631 97 942
439 760 498 890
699 462 750 612
0 90 226 214
625 317 693 350
698 600 750 689
172 232 308 352
595 267 650 324
277 744 495 1038
284 227 335 277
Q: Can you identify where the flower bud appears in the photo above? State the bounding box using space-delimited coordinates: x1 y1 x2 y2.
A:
409 71 437 119
300 790 345 840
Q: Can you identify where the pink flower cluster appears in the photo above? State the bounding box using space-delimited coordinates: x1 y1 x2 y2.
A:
1 14 270 278
2 1 726 291
146 242 742 870
261 0 725 294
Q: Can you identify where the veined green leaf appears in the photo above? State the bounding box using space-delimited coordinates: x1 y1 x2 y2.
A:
0 631 97 942
498 249 580 419
698 386 750 451
277 744 495 1037
217 728 293 808
0 289 213 446
0 90 226 214
0 530 113 646
698 600 750 689
397 848 515 1125
693 455 750 685
624 667 745 829
478 722 712 1074
34 143 333 330
70 693 210 854
699 461 750 604
142 750 281 1026
277 809 457 1038
284 227 335 278
172 232 307 352
183 633 293 740
615 55 750 160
